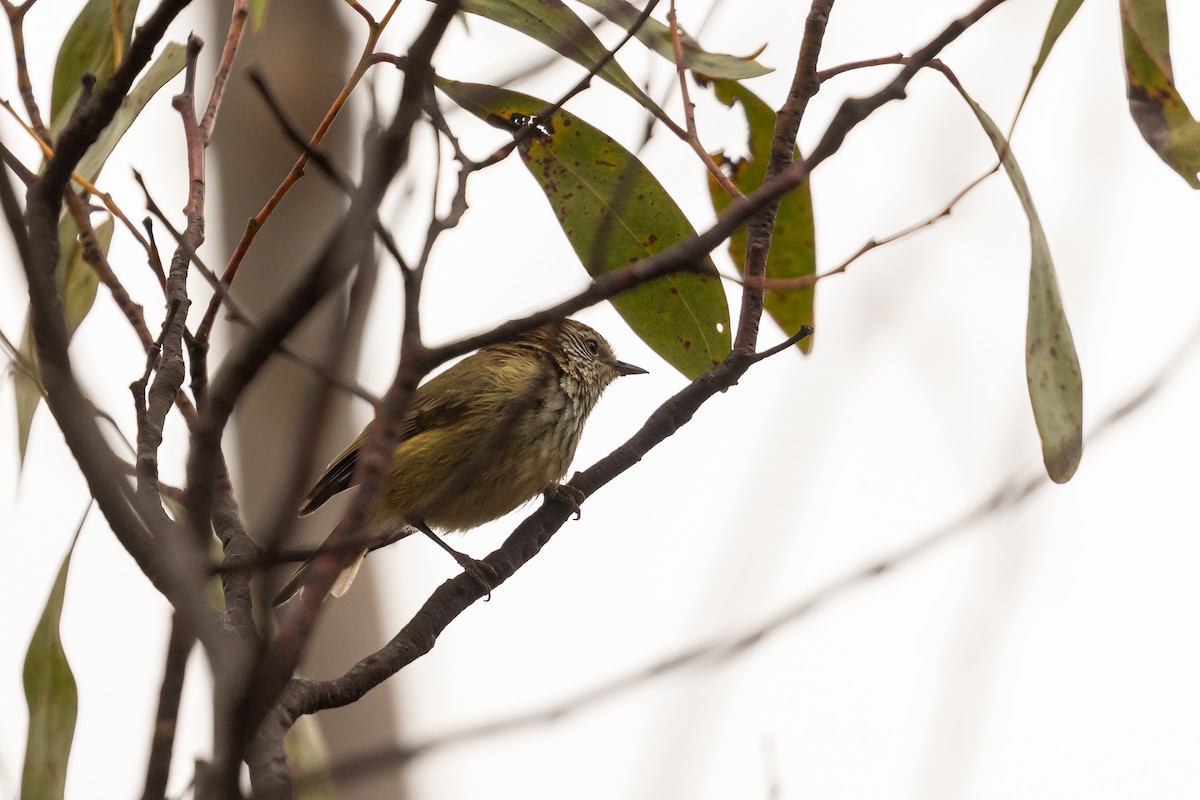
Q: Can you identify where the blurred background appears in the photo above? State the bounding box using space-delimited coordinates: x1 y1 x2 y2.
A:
3 0 1200 797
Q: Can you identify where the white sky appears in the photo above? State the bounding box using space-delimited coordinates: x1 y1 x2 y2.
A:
3 1 1200 798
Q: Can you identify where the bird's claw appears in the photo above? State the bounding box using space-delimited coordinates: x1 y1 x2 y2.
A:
546 482 586 520
454 553 497 601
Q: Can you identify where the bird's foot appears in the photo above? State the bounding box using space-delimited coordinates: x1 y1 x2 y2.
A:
413 520 497 600
545 482 586 520
451 551 498 601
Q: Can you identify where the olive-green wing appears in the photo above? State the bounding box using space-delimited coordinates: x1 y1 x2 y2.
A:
298 369 480 515
299 432 365 515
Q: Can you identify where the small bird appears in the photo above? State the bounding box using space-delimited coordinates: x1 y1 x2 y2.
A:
273 318 646 605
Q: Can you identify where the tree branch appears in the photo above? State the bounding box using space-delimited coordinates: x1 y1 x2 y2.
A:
266 0 1014 732
21 0 230 654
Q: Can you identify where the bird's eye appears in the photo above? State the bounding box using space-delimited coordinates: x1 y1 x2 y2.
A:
585 338 600 356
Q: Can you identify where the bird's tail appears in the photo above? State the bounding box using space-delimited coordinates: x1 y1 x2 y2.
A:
272 547 368 606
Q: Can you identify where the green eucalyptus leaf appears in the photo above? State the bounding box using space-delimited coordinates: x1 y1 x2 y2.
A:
77 42 186 182
21 528 82 800
707 79 814 353
573 0 771 79
437 78 730 378
13 214 112 464
50 0 140 134
1012 0 1087 126
951 82 1083 482
456 0 664 118
1120 0 1200 187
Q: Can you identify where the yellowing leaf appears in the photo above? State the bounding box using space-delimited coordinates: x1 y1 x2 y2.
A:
1120 0 1200 188
438 78 731 378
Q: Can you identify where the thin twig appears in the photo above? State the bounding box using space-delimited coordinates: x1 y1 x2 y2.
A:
246 68 409 271
746 162 1000 292
199 0 248 141
21 0 232 677
667 0 741 198
816 53 906 82
141 614 195 800
1 97 168 288
196 0 407 343
134 168 382 407
3 0 50 141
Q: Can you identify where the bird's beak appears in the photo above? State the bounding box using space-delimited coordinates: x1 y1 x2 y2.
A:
615 360 648 377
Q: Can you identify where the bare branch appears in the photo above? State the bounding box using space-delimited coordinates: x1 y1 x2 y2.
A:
141 615 195 800
21 0 229 653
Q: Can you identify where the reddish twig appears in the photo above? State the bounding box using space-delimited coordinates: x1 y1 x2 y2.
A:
199 0 248 141
195 0 406 343
745 162 1000 292
816 53 906 82
667 0 742 198
2 0 50 140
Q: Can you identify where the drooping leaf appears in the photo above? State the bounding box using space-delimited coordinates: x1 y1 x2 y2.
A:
1012 0 1087 127
50 0 141 134
707 79 814 353
77 42 186 182
13 215 112 464
1120 0 1200 188
456 0 664 118
438 78 731 378
21 523 83 800
573 0 771 79
951 82 1083 482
